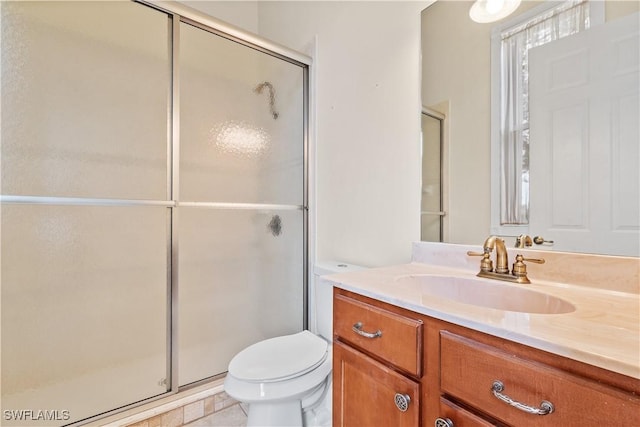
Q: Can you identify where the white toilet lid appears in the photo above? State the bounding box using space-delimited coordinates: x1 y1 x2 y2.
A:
228 330 328 383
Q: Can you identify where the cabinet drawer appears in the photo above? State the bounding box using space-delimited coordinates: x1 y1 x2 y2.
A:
437 398 496 427
333 293 423 376
440 331 640 427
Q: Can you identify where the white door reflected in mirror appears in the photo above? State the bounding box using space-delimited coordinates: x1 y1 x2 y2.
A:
529 13 640 257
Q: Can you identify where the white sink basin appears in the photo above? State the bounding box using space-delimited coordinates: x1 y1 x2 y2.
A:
395 274 575 314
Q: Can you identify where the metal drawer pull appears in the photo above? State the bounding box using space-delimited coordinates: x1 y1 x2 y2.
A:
352 322 382 339
394 393 410 412
491 380 554 415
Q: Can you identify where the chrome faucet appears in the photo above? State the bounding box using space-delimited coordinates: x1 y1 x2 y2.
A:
467 236 544 284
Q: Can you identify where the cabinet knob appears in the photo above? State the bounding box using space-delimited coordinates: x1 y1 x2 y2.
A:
394 393 411 412
434 417 454 427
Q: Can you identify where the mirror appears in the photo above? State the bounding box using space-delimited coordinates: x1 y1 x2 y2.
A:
421 0 640 256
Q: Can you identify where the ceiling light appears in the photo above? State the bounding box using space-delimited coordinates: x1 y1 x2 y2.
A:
469 0 522 23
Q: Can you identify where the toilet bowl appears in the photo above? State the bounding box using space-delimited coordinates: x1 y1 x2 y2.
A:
223 261 365 427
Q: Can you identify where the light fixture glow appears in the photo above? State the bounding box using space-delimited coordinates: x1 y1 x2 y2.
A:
485 0 505 14
469 0 521 23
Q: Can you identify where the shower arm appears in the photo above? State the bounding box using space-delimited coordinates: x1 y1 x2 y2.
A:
254 81 279 120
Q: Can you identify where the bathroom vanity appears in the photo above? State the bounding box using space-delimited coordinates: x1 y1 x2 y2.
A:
329 243 640 427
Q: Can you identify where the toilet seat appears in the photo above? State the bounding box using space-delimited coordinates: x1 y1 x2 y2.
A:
228 330 328 383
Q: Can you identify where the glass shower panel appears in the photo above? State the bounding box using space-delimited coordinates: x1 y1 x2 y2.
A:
178 208 304 385
421 113 443 242
1 204 168 425
179 22 305 205
0 1 169 200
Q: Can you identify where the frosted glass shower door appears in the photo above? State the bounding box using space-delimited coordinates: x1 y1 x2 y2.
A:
178 22 306 385
1 2 171 424
1 206 169 424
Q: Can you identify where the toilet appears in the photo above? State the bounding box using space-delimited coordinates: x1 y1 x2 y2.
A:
224 261 365 427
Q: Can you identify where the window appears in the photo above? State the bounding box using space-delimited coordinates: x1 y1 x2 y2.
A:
490 0 603 233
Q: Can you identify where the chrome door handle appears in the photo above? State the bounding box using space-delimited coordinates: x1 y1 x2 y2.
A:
491 380 554 415
352 322 382 339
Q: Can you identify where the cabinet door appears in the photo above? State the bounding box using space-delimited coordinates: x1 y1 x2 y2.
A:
333 341 420 427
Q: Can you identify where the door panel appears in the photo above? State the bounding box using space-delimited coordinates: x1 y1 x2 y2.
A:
529 13 639 256
0 2 171 424
177 22 306 386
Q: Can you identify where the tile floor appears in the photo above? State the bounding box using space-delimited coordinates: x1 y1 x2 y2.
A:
184 403 248 427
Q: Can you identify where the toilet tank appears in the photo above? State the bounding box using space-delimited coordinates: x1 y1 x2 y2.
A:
311 261 366 341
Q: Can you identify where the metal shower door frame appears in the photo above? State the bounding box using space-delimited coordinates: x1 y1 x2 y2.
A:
143 0 313 398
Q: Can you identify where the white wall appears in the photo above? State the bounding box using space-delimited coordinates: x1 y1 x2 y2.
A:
178 1 259 33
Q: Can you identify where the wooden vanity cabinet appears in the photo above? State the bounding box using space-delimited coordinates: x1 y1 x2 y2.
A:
333 288 640 427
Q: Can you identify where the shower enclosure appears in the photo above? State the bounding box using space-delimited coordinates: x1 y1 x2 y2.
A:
0 1 309 425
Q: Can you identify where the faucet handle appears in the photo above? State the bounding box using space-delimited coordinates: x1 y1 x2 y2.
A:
522 256 545 264
512 254 545 279
466 251 485 256
467 251 493 272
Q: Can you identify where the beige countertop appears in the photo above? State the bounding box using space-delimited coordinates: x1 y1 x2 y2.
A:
325 260 640 380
